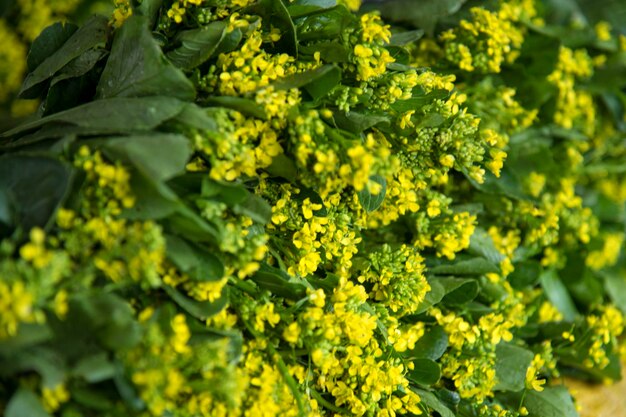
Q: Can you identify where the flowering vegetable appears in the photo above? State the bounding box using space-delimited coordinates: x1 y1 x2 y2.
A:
1 0 626 416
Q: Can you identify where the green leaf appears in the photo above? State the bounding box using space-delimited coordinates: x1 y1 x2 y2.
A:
167 21 228 70
419 112 446 128
373 0 466 35
357 175 387 212
390 90 449 112
438 277 479 305
305 66 341 101
71 387 115 411
233 194 272 224
252 263 308 300
333 111 390 134
429 257 499 276
390 29 424 45
0 186 12 227
509 261 542 289
174 103 219 131
566 268 604 307
415 278 446 314
407 358 441 386
135 0 164 25
540 269 578 321
0 348 65 388
123 173 182 220
408 325 448 361
20 16 108 98
468 228 506 266
0 323 52 355
295 6 353 42
100 133 192 182
113 373 144 410
412 388 455 417
49 49 107 86
435 389 461 411
72 353 116 383
166 235 224 282
2 96 186 140
166 235 200 271
27 22 78 72
523 386 578 417
274 65 341 100
5 388 51 417
72 293 142 350
603 269 626 314
213 27 243 56
202 178 249 205
465 167 527 201
0 155 72 233
287 0 336 17
203 96 267 119
265 153 298 179
494 343 534 392
300 41 350 62
165 206 222 244
97 15 195 100
254 0 298 56
164 285 227 320
43 50 107 116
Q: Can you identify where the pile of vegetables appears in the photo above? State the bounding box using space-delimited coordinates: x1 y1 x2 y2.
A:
1 0 626 416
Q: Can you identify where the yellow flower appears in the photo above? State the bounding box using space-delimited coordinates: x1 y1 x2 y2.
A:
254 303 280 332
595 21 612 41
302 198 322 219
170 314 191 353
42 384 70 412
167 2 186 23
283 322 301 344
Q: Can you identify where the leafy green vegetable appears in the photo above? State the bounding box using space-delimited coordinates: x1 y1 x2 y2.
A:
408 326 449 361
97 15 195 100
164 285 228 320
523 386 578 417
99 133 192 182
5 389 50 417
540 269 578 321
1 96 186 141
20 16 108 98
0 155 72 235
494 343 534 392
407 358 441 386
357 175 387 212
167 21 228 70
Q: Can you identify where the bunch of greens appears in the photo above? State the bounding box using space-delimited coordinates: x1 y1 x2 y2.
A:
1 0 626 416
0 0 112 121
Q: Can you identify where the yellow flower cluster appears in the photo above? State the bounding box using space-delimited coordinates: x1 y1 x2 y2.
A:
353 14 394 81
275 278 424 416
166 0 204 24
440 4 527 73
525 353 547 391
208 23 317 97
586 232 624 270
112 0 133 27
358 244 430 316
584 306 625 371
0 280 40 339
547 46 595 135
190 103 287 181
